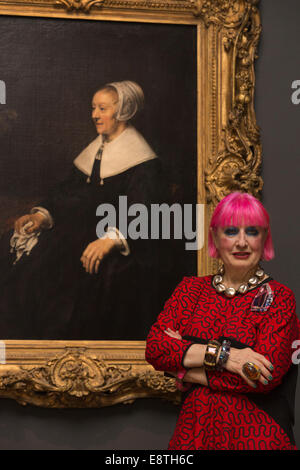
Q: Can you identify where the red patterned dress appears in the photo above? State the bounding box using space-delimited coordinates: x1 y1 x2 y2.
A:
145 276 299 450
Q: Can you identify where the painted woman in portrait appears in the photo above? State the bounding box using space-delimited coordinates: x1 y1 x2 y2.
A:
0 81 172 340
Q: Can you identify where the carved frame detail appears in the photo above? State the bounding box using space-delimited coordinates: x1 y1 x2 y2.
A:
0 0 262 408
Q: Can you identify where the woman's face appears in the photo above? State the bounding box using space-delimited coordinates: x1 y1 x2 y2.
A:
92 89 120 138
212 225 267 273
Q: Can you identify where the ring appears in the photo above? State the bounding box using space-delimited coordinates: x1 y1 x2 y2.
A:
242 362 261 381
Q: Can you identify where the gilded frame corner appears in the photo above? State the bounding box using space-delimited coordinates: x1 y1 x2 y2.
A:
0 0 262 408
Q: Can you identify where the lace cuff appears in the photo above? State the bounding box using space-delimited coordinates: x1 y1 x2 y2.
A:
101 227 130 256
30 207 54 229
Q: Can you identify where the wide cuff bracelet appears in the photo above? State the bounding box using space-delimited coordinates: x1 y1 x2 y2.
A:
203 340 221 370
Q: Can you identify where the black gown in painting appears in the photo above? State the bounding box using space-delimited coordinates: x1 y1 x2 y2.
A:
0 156 174 340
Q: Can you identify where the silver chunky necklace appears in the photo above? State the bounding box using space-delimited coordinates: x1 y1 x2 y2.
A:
212 266 265 298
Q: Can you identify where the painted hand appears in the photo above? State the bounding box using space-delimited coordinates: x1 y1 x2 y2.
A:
80 238 120 274
14 213 45 234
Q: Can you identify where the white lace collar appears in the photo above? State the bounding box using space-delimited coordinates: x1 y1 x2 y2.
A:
73 125 157 179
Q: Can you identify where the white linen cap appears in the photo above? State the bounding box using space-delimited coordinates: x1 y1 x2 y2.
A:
106 80 144 122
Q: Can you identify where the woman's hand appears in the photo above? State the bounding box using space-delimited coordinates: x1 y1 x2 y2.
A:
165 329 273 389
225 347 274 388
81 238 120 274
14 213 45 234
165 328 182 340
166 368 208 386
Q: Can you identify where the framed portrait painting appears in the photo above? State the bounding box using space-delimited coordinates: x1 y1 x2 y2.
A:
0 0 263 408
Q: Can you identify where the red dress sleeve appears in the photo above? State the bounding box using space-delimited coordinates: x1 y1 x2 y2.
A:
207 289 299 394
145 277 200 373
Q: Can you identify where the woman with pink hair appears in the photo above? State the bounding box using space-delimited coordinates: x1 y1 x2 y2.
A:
146 191 299 450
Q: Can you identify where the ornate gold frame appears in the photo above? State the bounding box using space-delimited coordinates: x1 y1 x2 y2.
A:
0 0 262 408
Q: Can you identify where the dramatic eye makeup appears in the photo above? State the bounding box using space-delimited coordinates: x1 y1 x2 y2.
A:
223 226 260 236
223 226 239 236
245 226 259 236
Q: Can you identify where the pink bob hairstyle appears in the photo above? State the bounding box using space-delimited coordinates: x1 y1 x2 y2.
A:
208 192 275 261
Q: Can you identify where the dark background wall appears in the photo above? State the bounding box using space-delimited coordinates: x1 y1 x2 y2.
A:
256 0 300 448
0 0 299 449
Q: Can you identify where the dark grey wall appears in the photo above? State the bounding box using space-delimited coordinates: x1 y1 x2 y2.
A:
0 399 177 450
0 0 299 449
256 0 300 448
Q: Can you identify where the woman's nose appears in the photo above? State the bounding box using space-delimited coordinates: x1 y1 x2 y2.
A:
92 108 100 119
236 230 248 247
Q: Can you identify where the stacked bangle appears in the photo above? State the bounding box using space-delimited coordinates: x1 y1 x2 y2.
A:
176 339 231 389
216 339 231 370
203 340 221 370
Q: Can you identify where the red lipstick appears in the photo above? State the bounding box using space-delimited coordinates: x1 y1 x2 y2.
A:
232 252 250 259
